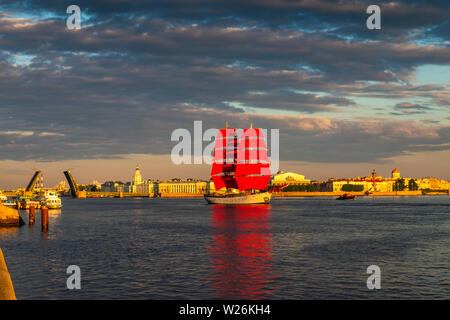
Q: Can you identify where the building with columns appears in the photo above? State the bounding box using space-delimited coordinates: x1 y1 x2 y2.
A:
270 171 311 186
158 179 210 195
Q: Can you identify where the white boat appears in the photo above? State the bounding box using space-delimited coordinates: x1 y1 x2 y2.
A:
0 192 14 207
39 191 62 209
2 201 15 208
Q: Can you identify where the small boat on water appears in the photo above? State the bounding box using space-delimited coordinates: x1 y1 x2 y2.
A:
38 191 62 209
336 193 356 200
2 201 16 208
1 195 16 208
0 193 16 208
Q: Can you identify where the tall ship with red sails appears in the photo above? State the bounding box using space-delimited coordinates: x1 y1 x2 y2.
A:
204 123 273 204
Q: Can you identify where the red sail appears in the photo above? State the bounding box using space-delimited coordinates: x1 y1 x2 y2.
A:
211 128 239 190
235 128 271 191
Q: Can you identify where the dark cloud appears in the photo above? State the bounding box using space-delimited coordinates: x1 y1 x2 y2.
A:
2 1 448 31
421 119 440 125
391 102 432 116
0 0 449 164
394 103 430 110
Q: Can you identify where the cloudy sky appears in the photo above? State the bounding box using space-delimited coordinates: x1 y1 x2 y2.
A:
0 0 449 188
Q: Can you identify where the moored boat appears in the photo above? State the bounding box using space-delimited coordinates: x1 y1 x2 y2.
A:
17 196 41 210
204 124 273 205
336 193 356 200
38 191 62 209
2 200 15 208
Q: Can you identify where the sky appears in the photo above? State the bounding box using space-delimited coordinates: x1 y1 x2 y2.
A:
0 0 449 188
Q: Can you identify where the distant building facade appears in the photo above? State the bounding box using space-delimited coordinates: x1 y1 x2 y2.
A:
322 169 450 192
270 171 311 186
135 179 157 194
123 165 144 193
158 179 208 195
101 181 125 192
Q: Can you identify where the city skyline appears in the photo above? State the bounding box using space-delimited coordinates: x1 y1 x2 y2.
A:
0 1 449 189
1 155 449 190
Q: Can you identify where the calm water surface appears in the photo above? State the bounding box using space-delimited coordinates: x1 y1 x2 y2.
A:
1 196 449 299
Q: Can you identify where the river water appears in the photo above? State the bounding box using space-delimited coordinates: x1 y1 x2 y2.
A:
0 196 449 299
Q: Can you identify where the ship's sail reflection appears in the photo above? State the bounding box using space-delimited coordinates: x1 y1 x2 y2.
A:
209 205 275 299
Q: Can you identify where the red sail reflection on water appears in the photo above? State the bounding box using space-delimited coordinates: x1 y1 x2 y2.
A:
208 205 275 299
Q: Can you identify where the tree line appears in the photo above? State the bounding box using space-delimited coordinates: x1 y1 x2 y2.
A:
394 178 418 191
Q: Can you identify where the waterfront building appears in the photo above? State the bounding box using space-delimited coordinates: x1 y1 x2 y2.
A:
326 179 373 192
101 181 125 192
392 168 401 179
91 180 102 190
270 171 311 186
384 169 448 191
322 168 449 193
158 179 209 195
324 169 398 192
124 165 144 193
417 177 449 191
135 179 157 194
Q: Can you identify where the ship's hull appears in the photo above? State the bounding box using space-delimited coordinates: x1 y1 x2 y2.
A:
204 192 271 205
43 203 62 209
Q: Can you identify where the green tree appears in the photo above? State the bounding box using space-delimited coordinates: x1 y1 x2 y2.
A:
342 184 353 192
408 179 419 191
282 184 314 192
394 178 406 191
342 184 364 192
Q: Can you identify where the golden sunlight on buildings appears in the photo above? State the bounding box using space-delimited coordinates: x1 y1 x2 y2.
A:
84 166 449 198
100 165 214 196
270 171 311 186
322 169 450 193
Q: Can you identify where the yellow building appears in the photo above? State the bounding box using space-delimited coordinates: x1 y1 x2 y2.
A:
326 169 449 193
135 180 156 194
327 169 398 192
101 181 125 192
158 180 208 195
327 180 372 192
417 177 449 191
270 171 311 186
125 165 144 193
392 168 401 179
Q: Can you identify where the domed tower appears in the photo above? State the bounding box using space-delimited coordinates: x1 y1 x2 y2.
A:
392 168 400 179
134 165 142 185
